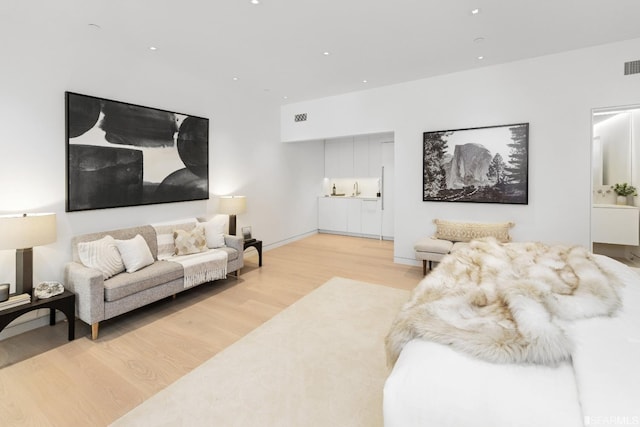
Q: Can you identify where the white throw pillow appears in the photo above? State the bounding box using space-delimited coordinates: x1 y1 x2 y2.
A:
77 235 124 279
203 216 226 248
114 234 154 273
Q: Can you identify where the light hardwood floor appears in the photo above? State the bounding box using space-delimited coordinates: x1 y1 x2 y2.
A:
0 233 422 426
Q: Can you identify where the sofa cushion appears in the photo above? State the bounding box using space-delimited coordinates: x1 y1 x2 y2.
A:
217 246 239 262
115 234 155 273
174 225 207 255
77 235 124 279
104 260 184 302
433 219 514 243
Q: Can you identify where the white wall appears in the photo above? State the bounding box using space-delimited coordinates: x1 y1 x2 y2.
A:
282 37 640 264
0 7 324 300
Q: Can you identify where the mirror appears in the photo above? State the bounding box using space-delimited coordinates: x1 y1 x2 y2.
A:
592 110 632 187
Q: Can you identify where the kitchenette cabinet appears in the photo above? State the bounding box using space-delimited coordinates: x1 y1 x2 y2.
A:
324 138 354 178
318 196 381 239
325 135 386 178
318 197 348 232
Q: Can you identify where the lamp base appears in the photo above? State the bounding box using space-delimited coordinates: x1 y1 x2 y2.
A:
16 247 33 296
229 214 237 236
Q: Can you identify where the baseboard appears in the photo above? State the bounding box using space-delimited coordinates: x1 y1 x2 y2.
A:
394 256 421 267
263 230 318 251
0 310 68 341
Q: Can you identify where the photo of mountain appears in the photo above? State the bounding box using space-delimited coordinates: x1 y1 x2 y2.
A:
423 123 528 204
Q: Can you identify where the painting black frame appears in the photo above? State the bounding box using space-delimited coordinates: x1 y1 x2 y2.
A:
65 92 209 212
423 123 529 204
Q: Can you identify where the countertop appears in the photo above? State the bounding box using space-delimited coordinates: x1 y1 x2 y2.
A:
321 195 380 201
592 204 639 209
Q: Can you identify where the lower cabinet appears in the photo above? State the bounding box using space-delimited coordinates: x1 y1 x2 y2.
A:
318 197 381 238
361 199 381 236
318 197 348 232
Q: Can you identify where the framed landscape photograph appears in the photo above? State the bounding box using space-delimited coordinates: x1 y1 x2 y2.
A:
422 123 529 204
65 92 209 212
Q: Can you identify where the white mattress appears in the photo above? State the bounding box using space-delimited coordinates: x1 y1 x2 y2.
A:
383 255 640 427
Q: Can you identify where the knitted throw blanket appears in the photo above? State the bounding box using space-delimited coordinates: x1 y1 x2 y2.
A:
171 249 228 289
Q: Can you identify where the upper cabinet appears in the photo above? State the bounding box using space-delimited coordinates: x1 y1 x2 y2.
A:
324 137 354 178
325 132 391 178
353 136 369 177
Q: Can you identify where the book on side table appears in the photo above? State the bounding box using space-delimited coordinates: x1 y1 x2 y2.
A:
0 293 31 311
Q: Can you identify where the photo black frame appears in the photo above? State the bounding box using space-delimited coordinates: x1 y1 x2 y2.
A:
422 122 529 204
65 92 209 212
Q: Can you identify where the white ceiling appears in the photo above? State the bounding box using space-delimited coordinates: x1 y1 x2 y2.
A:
4 0 640 104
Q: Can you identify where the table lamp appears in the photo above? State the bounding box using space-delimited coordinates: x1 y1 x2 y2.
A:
217 196 246 236
0 213 57 295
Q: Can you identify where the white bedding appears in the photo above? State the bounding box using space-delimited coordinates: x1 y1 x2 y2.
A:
569 256 640 424
383 255 640 427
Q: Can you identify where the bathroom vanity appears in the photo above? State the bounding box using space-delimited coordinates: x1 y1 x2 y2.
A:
591 204 639 246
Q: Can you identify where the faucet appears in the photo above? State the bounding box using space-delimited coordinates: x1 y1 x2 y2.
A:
353 181 360 196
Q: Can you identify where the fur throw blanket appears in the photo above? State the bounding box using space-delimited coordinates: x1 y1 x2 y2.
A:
386 238 623 366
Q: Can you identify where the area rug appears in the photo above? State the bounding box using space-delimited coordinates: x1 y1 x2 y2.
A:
111 277 410 427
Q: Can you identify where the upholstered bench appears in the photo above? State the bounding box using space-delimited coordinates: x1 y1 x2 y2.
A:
415 219 515 275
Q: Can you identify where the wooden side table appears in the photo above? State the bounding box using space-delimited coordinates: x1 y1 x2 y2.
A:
0 290 75 341
243 239 263 267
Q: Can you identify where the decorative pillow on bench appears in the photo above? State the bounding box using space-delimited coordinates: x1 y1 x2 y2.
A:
433 219 514 243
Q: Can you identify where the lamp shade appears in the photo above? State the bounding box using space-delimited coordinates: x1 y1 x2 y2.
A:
0 213 57 250
217 196 247 215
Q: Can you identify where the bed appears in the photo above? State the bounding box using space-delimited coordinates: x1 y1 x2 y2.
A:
383 239 640 427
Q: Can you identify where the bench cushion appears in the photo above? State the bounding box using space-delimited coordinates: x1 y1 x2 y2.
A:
414 237 453 254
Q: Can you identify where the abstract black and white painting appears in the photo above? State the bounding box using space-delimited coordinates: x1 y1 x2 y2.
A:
65 92 209 212
423 123 528 204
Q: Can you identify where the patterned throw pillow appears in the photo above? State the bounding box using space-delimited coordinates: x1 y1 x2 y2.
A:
77 235 125 279
434 219 514 243
114 234 155 273
174 225 208 256
152 218 198 260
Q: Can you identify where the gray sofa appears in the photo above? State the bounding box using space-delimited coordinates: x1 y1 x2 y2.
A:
64 222 243 339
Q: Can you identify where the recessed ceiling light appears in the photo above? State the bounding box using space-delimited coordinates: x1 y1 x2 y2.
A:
471 8 480 15
232 77 239 81
362 80 368 83
149 46 157 51
251 0 260 4
477 55 484 60
283 96 288 99
323 51 330 56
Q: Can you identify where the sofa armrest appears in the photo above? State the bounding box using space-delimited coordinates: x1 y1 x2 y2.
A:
224 235 244 253
64 262 105 325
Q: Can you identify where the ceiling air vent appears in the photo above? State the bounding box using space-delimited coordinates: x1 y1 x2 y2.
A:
294 113 308 122
624 60 640 75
